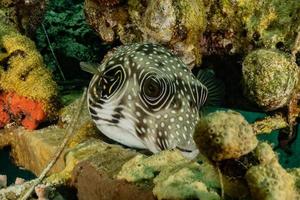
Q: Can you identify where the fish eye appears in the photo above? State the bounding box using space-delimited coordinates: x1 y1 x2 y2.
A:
143 78 161 98
98 65 125 99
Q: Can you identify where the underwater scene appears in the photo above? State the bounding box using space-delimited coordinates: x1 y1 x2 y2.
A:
0 0 300 199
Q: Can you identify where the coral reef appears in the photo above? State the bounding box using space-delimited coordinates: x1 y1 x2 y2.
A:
0 20 58 129
242 49 299 111
84 0 206 68
193 110 258 161
192 109 300 199
84 0 300 67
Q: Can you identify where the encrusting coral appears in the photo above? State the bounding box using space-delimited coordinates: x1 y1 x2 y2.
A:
117 150 250 200
0 19 58 130
193 110 258 161
84 0 300 66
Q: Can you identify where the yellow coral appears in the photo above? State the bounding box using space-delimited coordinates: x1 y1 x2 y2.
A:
0 21 58 116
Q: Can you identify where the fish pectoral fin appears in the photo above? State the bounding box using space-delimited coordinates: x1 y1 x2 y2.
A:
80 62 100 74
197 68 225 106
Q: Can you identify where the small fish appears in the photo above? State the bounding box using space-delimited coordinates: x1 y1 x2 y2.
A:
82 43 222 158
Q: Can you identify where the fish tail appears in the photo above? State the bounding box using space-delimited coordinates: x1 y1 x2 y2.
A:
196 68 225 106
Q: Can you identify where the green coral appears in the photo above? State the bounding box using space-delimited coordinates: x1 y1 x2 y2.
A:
242 49 299 111
0 21 57 113
35 0 105 79
193 110 257 161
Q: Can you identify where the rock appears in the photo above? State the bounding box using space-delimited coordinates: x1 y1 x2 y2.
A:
71 160 154 200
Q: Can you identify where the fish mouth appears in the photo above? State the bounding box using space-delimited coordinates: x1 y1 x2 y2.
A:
175 146 193 153
96 123 146 149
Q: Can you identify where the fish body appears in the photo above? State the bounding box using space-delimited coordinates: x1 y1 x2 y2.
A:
86 43 218 158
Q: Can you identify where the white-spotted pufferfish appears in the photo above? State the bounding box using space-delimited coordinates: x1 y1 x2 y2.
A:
82 43 222 158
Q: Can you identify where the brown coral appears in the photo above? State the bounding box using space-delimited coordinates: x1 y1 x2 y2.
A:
95 0 120 7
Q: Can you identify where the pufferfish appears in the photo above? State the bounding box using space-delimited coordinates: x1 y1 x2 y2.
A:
82 43 222 158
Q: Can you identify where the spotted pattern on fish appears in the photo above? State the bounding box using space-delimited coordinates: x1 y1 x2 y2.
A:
87 43 208 157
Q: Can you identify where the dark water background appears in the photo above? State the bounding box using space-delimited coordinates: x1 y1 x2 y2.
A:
0 146 36 185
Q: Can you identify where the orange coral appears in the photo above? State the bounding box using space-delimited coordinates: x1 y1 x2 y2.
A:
0 92 47 130
0 96 10 128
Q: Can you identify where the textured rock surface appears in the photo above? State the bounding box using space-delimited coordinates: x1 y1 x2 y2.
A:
0 180 64 200
72 159 154 200
84 0 206 69
0 126 66 175
0 0 46 37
